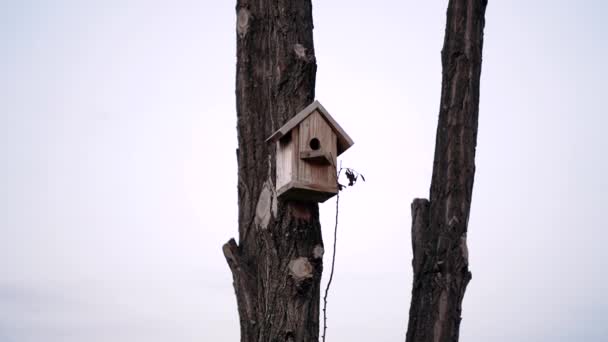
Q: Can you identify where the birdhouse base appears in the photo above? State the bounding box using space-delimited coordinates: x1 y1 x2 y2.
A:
276 181 337 203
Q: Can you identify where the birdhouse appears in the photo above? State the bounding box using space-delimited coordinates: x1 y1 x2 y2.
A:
266 100 354 202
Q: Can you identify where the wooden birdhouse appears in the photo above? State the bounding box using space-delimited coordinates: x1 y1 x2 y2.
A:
266 100 354 202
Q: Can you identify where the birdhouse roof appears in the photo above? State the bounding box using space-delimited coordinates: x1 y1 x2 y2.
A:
266 100 354 155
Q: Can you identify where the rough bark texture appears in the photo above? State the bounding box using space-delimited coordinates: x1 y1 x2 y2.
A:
406 1 487 342
223 1 322 342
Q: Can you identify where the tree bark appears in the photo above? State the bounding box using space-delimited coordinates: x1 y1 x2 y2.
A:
223 1 322 341
406 1 487 342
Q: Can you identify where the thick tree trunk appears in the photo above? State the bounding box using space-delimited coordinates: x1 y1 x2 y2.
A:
406 1 487 342
223 1 322 342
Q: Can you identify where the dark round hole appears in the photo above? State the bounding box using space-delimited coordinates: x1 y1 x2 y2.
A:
309 137 320 150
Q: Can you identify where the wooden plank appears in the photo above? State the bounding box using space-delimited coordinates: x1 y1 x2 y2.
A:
300 150 332 165
291 126 299 186
276 180 338 203
276 137 293 189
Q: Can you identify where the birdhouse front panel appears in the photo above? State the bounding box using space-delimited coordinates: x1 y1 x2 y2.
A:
297 110 338 190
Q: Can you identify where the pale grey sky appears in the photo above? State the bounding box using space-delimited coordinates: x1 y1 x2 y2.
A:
1 1 607 341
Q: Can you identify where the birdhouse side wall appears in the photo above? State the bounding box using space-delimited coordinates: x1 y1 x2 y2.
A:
297 111 338 191
276 127 299 190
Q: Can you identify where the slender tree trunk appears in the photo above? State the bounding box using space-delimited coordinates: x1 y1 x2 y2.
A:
223 1 322 341
406 1 487 342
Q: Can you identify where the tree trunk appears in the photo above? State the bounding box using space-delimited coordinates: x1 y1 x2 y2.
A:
223 1 322 341
406 1 487 342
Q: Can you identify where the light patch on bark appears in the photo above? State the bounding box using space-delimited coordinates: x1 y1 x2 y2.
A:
448 215 459 227
289 257 313 281
271 190 278 217
313 245 324 259
293 44 308 60
433 289 449 342
460 234 469 265
253 155 278 230
266 155 277 218
445 195 452 226
237 8 251 38
254 181 276 230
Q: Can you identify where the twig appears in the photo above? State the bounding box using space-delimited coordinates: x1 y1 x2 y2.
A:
321 165 342 342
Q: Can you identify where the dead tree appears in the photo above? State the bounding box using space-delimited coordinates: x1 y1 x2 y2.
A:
222 1 322 341
406 1 488 342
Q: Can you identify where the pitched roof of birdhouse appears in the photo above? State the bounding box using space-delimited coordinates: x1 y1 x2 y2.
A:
266 100 354 155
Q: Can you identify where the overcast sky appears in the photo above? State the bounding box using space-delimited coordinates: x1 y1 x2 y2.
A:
1 1 607 341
